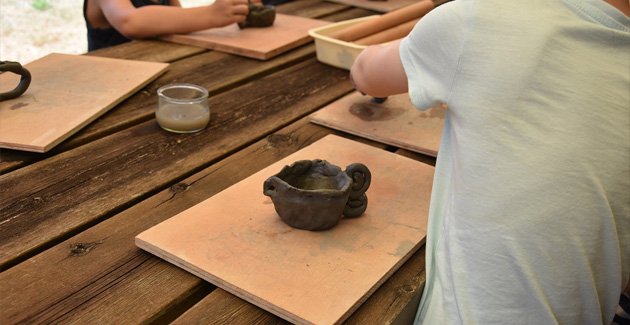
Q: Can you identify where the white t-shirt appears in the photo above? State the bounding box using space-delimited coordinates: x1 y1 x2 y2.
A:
399 0 630 323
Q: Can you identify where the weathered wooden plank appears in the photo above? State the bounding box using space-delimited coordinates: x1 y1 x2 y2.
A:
0 119 355 324
0 45 313 174
317 5 378 22
0 7 374 175
275 0 350 18
0 56 354 270
0 1 437 324
84 39 207 62
172 289 292 325
75 7 374 146
77 5 374 144
0 116 431 324
60 45 319 148
169 151 432 325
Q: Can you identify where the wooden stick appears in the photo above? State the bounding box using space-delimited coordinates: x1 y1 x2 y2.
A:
328 0 434 42
353 17 420 45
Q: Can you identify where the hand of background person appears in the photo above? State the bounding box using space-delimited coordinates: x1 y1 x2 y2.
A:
90 0 266 40
207 0 264 27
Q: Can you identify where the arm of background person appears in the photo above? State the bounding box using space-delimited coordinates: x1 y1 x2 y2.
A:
95 0 262 39
349 40 409 98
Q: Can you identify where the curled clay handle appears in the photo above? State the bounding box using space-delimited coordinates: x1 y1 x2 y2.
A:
346 163 371 199
343 163 371 218
0 61 31 101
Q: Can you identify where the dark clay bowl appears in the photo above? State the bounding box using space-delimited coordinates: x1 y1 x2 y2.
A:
238 5 276 29
263 159 370 231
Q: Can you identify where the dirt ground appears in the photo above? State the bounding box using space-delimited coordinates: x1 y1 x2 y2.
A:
0 0 213 64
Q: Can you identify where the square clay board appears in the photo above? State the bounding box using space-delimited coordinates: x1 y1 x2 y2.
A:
136 134 434 324
310 92 445 157
0 53 168 152
159 14 330 60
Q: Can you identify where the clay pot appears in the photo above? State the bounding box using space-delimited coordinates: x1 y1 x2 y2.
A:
263 159 371 231
238 4 276 29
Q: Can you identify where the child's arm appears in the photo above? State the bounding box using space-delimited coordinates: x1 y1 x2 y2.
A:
95 0 262 39
349 40 408 98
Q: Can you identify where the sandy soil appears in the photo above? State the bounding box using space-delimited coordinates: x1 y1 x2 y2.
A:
0 0 213 64
1 0 87 64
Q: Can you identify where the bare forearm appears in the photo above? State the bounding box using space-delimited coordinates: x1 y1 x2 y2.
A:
350 40 408 97
113 6 223 38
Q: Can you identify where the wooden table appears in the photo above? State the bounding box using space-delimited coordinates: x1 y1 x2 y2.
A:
0 1 440 323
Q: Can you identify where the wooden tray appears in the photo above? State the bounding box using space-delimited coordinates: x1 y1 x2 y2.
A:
325 0 419 13
310 92 445 157
136 134 434 324
0 53 169 153
159 14 330 60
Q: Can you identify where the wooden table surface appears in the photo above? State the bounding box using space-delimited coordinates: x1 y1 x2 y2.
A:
0 1 442 323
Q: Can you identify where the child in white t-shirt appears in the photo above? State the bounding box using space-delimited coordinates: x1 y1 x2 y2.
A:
351 0 630 323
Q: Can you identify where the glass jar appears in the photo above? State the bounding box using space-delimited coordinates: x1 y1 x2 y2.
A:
156 83 210 133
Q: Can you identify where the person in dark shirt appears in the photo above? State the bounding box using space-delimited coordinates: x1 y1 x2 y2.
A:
84 0 263 51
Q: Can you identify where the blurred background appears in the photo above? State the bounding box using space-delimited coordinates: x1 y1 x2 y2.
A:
0 0 214 64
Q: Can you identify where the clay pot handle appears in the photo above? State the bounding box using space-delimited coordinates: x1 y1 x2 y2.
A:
0 61 31 101
343 163 371 218
346 163 371 198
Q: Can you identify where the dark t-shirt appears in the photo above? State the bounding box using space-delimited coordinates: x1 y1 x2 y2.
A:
84 0 169 51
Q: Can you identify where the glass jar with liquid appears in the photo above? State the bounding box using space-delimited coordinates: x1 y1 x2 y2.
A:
156 83 210 133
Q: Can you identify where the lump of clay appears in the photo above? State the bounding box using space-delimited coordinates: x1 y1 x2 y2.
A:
238 5 276 29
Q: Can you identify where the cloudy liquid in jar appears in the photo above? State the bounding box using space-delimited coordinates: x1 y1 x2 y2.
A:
156 103 210 133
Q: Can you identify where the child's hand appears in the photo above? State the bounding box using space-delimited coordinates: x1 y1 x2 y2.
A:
208 0 251 27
